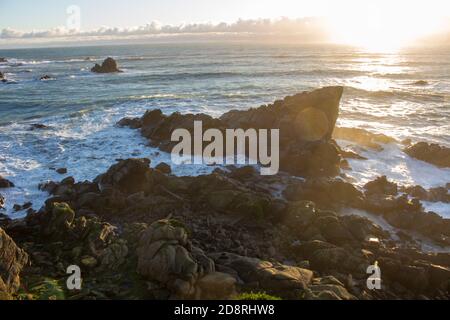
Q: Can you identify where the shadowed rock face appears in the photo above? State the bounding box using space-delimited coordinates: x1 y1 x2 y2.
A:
0 228 28 296
91 57 122 73
404 142 450 168
119 87 344 177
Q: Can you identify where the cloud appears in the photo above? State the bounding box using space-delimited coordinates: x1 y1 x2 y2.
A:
0 17 330 41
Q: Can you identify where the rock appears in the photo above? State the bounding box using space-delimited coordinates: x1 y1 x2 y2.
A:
137 219 214 299
0 176 14 189
333 127 396 150
29 123 50 130
122 87 345 177
39 75 53 81
294 240 367 274
412 80 429 86
364 176 398 196
0 194 5 209
0 227 29 295
117 117 142 129
404 142 450 168
41 202 75 239
0 72 4 80
94 158 153 194
0 58 7 63
91 57 122 73
306 276 356 300
155 162 172 174
212 252 313 299
378 258 429 292
99 239 129 270
196 272 237 300
56 168 68 175
13 202 32 212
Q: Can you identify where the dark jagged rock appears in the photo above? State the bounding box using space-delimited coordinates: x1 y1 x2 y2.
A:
117 117 142 129
0 176 14 189
39 75 53 81
0 194 4 209
29 123 50 131
0 228 28 296
400 185 450 203
91 57 122 73
0 58 7 63
364 176 398 196
120 87 345 177
404 142 450 168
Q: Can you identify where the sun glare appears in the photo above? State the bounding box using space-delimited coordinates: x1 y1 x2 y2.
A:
325 0 448 52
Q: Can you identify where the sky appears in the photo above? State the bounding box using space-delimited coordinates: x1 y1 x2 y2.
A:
1 0 449 48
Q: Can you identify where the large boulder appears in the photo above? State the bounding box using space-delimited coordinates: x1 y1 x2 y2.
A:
91 57 122 73
0 227 28 297
404 142 450 168
212 252 313 299
137 219 216 299
94 158 154 194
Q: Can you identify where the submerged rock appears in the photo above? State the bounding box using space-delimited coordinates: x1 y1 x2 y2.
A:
412 80 429 86
91 57 122 73
404 142 450 168
39 75 53 81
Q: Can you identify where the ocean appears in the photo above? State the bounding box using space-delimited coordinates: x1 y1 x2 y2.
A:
0 43 449 218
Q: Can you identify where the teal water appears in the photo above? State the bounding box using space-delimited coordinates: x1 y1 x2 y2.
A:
0 43 449 218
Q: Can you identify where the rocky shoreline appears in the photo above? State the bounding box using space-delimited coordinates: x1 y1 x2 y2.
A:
1 87 449 300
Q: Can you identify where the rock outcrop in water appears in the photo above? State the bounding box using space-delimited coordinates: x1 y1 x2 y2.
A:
91 57 122 73
119 87 345 177
2 86 450 301
0 176 14 189
404 142 450 168
0 58 7 63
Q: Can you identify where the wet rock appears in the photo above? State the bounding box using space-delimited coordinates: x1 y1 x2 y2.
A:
0 58 7 63
29 123 50 130
364 176 398 196
122 87 344 177
94 158 153 194
155 162 172 174
333 127 396 150
39 75 53 81
212 252 313 299
0 194 5 209
91 57 122 73
0 227 28 295
56 168 68 175
404 142 450 168
13 202 32 212
117 117 142 129
412 80 429 86
0 176 14 189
